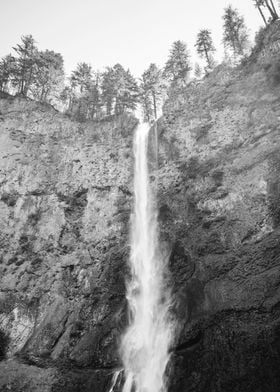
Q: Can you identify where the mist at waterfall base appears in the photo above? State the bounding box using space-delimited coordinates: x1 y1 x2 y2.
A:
120 122 174 392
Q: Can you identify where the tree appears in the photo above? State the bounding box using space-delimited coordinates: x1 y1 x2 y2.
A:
101 67 115 115
0 54 16 92
101 64 139 116
60 85 74 112
118 68 139 113
194 63 203 79
253 0 268 24
263 0 279 20
140 63 164 122
13 35 38 96
31 50 64 103
253 0 278 24
222 6 250 56
84 72 103 119
163 40 191 83
69 63 93 120
70 62 92 94
195 29 216 68
112 64 138 114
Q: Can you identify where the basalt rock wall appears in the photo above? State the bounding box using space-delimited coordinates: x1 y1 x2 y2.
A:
0 95 137 391
156 21 280 392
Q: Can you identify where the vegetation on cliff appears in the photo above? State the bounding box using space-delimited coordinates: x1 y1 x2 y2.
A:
0 1 279 123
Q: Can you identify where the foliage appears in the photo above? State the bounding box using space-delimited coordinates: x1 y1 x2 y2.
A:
12 35 38 96
194 63 203 79
195 29 216 68
0 3 277 123
0 35 65 107
101 64 139 116
254 25 268 51
0 36 140 120
140 63 165 122
222 6 250 57
70 62 92 93
263 54 280 85
0 54 16 92
64 63 139 120
31 50 64 104
112 64 139 114
163 40 191 83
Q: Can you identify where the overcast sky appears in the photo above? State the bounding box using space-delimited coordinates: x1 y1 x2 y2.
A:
0 0 275 77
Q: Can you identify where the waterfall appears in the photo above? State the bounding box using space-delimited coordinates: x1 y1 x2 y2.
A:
120 122 173 392
108 370 122 392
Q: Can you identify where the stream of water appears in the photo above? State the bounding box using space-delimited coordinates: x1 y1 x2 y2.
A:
120 121 173 392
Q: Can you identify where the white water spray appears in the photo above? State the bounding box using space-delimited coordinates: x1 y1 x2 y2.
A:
109 370 122 392
120 122 173 392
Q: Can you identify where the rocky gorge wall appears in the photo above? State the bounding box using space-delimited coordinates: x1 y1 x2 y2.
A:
0 96 137 391
0 23 280 392
156 22 280 392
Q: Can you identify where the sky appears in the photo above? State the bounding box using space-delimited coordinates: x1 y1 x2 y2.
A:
0 0 274 78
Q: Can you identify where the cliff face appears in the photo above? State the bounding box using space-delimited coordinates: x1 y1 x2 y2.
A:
156 23 280 392
0 24 280 392
0 96 137 391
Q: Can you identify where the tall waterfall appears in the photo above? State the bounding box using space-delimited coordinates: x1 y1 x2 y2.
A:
120 122 173 392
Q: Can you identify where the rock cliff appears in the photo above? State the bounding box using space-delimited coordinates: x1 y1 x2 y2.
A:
0 95 137 391
156 21 280 392
0 22 280 392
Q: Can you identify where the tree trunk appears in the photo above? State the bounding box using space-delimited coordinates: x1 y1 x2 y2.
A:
203 45 210 68
270 0 279 17
152 91 157 121
258 4 268 25
264 0 278 19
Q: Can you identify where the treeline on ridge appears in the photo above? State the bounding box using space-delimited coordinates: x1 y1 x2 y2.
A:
0 1 278 122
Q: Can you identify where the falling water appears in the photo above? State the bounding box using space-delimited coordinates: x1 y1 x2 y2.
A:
108 370 122 392
120 121 173 392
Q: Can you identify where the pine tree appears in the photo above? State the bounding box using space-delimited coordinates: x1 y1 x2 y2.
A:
253 0 268 24
117 68 139 113
163 40 191 83
85 72 103 119
101 67 115 116
264 0 279 20
113 64 129 114
140 63 164 122
195 29 216 68
70 63 92 94
112 65 139 114
140 89 153 123
101 65 139 116
13 35 38 96
31 50 64 104
222 6 250 57
253 0 279 24
194 63 203 79
60 86 74 112
69 63 93 120
0 54 16 92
